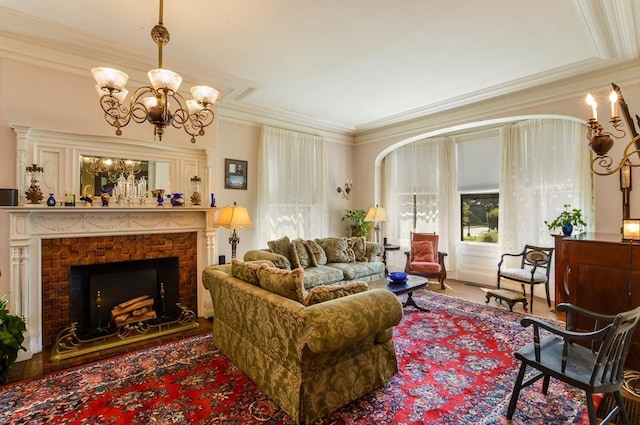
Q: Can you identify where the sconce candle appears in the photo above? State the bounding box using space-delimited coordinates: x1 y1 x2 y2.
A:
585 93 597 121
609 91 618 118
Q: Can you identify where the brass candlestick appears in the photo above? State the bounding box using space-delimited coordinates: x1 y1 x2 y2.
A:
25 163 44 204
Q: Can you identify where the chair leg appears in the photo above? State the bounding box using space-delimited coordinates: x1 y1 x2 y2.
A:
613 390 630 425
542 375 550 395
529 284 535 314
507 362 527 420
586 391 597 425
544 281 551 307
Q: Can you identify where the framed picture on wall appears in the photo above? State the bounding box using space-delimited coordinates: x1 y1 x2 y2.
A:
225 159 247 190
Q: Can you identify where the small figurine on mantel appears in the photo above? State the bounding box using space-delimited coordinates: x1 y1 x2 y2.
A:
80 196 94 207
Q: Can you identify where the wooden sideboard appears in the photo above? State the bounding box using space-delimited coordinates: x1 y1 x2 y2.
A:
553 233 640 370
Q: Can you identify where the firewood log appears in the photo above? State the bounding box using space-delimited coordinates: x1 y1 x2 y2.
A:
111 298 154 317
115 295 150 309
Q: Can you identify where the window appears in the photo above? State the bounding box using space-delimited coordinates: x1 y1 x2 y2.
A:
460 192 499 242
456 132 501 243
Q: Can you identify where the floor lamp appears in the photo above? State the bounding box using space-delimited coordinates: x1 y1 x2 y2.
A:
365 204 388 244
213 202 253 259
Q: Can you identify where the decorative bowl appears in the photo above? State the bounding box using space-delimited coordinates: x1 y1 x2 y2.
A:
389 272 407 282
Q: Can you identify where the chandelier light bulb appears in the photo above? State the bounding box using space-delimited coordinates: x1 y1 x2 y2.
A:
187 99 204 115
143 96 159 109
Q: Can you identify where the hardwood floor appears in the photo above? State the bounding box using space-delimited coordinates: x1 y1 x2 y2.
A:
6 278 561 385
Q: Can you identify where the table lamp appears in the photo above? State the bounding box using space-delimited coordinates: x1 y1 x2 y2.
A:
365 204 388 244
213 202 253 258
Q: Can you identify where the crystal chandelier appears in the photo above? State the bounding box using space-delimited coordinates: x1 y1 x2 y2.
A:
586 83 640 176
91 0 218 144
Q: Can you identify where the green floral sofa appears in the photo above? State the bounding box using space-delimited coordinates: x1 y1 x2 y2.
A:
202 260 403 424
244 236 385 289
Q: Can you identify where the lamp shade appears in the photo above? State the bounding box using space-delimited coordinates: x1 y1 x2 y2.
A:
191 86 219 105
92 67 129 91
213 203 253 229
623 218 640 240
148 68 182 92
365 205 388 222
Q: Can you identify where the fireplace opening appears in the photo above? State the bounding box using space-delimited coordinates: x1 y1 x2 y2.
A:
69 257 180 340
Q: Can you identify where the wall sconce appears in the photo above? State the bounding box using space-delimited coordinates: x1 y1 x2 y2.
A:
337 180 352 200
622 218 640 241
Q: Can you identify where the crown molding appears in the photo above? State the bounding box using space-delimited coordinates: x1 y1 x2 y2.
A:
354 60 640 146
573 0 639 59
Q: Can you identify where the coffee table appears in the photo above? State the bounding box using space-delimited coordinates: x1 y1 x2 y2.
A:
370 275 429 312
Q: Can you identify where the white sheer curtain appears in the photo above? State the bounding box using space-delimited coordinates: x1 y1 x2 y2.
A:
382 136 458 269
257 125 328 247
499 119 593 255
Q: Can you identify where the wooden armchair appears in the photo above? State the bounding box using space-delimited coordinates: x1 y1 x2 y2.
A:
493 244 553 313
404 232 447 289
507 303 640 425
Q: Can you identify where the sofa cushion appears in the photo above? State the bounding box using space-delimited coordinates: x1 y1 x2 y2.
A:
325 261 385 280
316 237 355 263
302 281 369 306
306 240 327 266
413 240 435 263
257 266 305 303
347 236 368 262
291 238 312 269
231 259 267 286
268 235 292 263
302 265 345 289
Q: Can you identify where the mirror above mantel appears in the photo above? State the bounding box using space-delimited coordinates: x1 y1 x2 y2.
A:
11 125 210 206
79 156 171 197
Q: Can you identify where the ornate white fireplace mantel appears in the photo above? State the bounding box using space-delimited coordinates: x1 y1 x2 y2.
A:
3 206 218 360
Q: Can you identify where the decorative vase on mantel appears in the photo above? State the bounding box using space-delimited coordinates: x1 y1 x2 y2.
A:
562 223 574 236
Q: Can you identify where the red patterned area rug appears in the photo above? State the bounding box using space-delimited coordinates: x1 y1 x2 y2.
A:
1 291 589 424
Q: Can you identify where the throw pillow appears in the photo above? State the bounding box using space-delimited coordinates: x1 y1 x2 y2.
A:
231 259 266 286
303 281 369 306
316 237 355 263
267 236 292 262
257 266 305 303
413 240 435 263
306 239 327 266
291 238 312 269
347 236 368 262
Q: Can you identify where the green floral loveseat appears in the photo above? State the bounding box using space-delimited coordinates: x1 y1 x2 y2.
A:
202 260 403 424
244 236 385 289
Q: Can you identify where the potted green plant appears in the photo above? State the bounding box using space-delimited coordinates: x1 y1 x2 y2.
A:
0 295 26 384
544 204 587 236
342 209 372 238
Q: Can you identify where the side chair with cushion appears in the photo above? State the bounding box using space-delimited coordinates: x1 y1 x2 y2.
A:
404 232 447 290
493 244 553 314
507 303 640 425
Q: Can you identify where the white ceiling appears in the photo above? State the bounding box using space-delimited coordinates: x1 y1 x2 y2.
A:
1 0 638 132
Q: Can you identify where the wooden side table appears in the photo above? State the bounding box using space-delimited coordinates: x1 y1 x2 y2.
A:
382 244 400 275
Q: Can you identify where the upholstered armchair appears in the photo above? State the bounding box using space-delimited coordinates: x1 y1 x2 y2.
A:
404 232 447 289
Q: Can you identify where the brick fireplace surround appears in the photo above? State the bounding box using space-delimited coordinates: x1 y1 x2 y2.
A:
41 232 197 348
